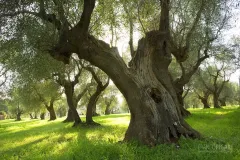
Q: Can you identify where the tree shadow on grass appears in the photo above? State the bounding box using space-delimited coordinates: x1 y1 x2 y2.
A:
0 111 239 160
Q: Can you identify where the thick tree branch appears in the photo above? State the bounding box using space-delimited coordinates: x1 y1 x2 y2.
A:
159 0 170 34
185 0 204 51
183 87 190 99
123 3 135 57
74 0 96 34
1 4 62 30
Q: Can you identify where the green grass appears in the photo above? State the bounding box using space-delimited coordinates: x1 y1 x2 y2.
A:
0 107 240 160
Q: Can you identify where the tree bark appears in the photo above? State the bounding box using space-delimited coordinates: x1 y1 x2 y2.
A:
47 105 57 121
219 98 226 107
63 109 74 122
49 0 200 145
16 104 22 121
34 112 38 119
105 104 111 115
64 83 81 126
60 25 201 145
92 104 99 116
84 67 109 124
16 113 21 121
201 98 210 109
213 93 221 108
196 91 210 109
29 113 34 119
175 86 191 117
86 85 104 125
40 113 45 120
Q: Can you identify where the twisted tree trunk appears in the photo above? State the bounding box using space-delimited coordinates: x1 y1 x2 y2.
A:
86 88 101 124
49 0 200 145
40 113 45 120
174 86 191 117
16 104 22 121
63 109 74 122
105 104 111 115
92 105 99 116
34 112 38 119
47 105 57 121
202 98 210 109
64 85 81 126
219 98 226 107
29 113 34 119
16 113 21 121
86 82 108 125
196 91 210 109
213 93 221 108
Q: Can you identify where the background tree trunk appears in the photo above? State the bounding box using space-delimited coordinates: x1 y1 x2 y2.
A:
219 99 226 107
92 104 100 116
105 104 111 115
34 112 38 119
64 84 81 126
86 86 102 125
29 113 33 119
213 93 221 108
16 113 21 121
174 85 191 117
40 113 45 120
47 105 57 121
63 109 74 122
201 98 210 109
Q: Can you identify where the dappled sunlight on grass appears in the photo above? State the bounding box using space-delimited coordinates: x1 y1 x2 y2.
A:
214 111 233 115
101 117 130 126
0 111 240 159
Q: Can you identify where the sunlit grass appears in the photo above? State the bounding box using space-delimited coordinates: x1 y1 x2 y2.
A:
0 108 240 160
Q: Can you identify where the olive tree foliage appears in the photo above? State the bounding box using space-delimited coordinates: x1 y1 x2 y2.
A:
0 0 235 146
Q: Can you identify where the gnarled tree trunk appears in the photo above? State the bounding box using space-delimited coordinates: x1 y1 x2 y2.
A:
63 109 74 122
16 104 22 121
40 113 45 120
50 0 200 145
34 112 38 119
16 113 21 121
105 104 111 115
174 86 191 117
202 98 210 109
86 83 108 124
219 98 226 107
63 83 81 126
92 104 99 116
47 105 57 121
213 93 221 108
29 113 34 119
197 91 210 109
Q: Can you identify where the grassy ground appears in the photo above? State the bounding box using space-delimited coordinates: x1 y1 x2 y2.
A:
0 107 240 160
